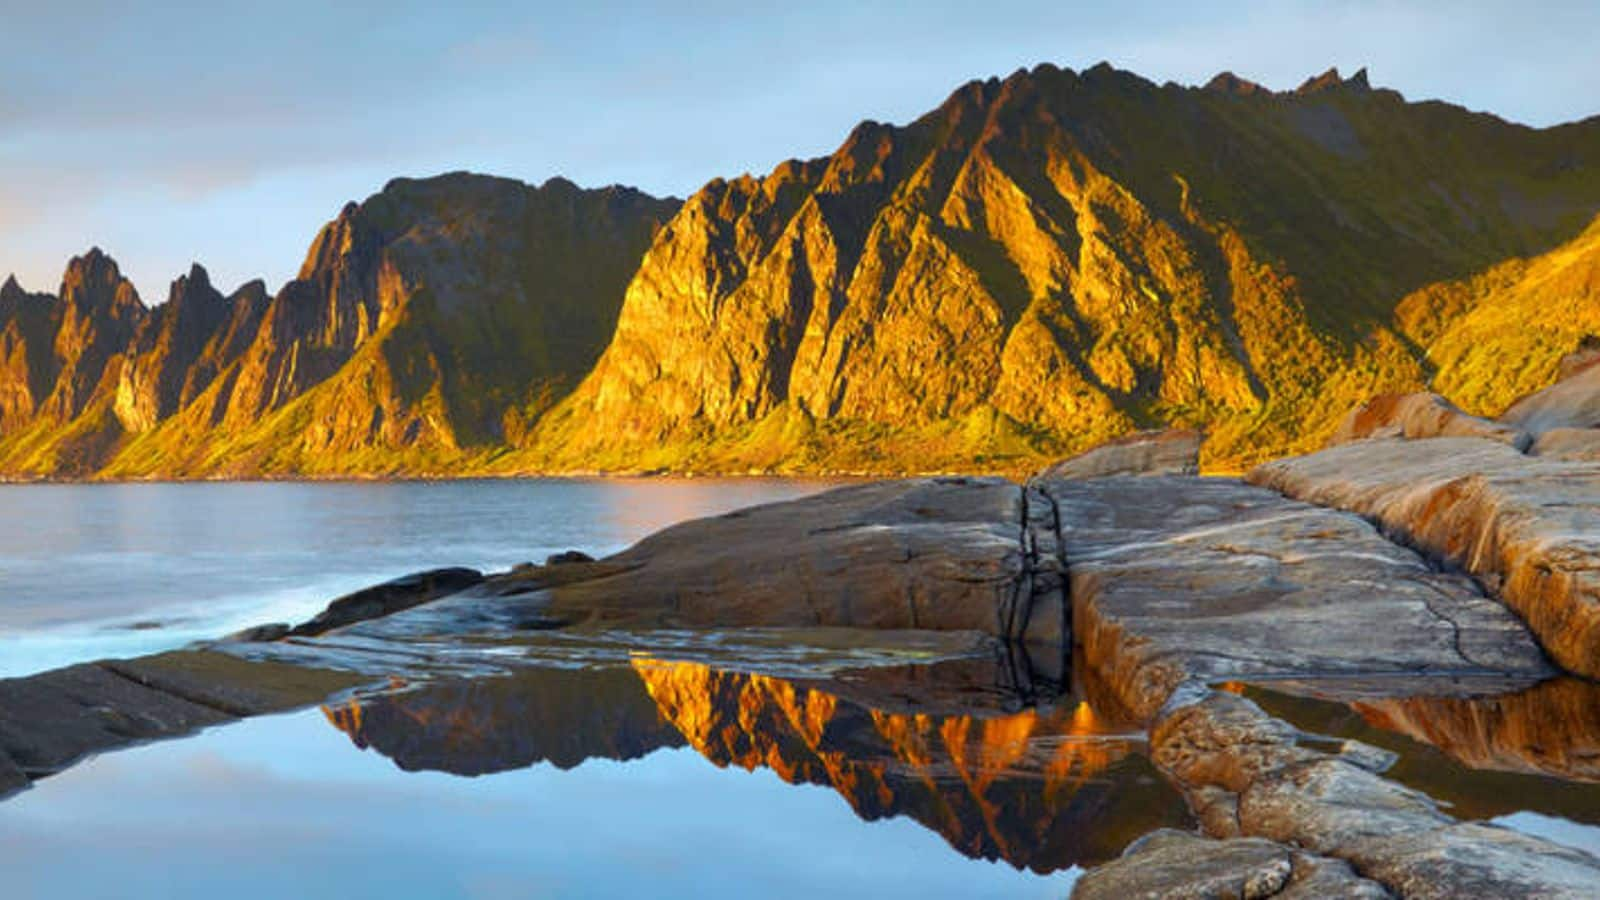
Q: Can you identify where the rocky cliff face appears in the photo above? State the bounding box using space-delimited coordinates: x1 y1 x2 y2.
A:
3 64 1600 478
527 64 1600 473
0 174 677 477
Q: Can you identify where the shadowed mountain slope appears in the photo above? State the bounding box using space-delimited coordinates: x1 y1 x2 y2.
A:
0 174 677 477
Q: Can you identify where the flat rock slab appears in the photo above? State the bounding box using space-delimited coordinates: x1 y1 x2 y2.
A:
1071 828 1390 899
0 651 365 790
471 478 1063 645
1251 437 1600 678
1041 475 1552 720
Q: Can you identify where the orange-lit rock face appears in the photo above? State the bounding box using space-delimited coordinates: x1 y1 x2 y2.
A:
630 659 1184 872
324 660 1187 872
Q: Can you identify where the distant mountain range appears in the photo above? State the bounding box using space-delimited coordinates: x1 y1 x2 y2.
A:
3 63 1599 478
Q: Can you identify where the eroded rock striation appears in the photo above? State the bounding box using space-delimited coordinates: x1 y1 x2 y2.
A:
1045 474 1551 721
1329 392 1530 450
1251 437 1600 678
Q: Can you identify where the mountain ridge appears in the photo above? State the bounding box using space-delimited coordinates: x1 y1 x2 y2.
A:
2 63 1599 479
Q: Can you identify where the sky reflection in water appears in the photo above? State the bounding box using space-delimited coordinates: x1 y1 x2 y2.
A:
0 698 1088 899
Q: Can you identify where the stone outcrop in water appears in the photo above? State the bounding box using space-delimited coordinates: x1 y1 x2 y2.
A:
0 651 363 794
286 567 485 637
466 478 1066 646
1073 827 1389 899
1150 691 1600 899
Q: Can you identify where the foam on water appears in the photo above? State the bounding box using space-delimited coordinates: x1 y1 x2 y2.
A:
0 478 842 679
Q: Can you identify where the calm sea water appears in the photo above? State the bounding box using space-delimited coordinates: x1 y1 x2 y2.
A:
0 479 841 678
0 704 1084 899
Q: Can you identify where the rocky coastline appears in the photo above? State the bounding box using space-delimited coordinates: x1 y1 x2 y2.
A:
5 363 1600 896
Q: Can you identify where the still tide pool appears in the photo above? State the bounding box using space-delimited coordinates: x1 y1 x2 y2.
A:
0 479 841 678
0 698 1081 899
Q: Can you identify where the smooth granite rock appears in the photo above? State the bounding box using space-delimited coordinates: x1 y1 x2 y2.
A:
1331 392 1530 450
288 567 485 636
0 652 364 786
479 478 1065 645
1250 437 1600 678
1502 360 1600 435
1038 429 1204 480
1071 828 1390 899
1530 426 1600 461
1149 691 1600 899
1044 475 1552 721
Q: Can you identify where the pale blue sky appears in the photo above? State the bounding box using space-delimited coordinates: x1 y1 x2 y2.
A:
2 0 1597 299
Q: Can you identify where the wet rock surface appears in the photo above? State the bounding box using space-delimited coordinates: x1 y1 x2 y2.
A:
1151 691 1600 898
1071 828 1391 899
464 478 1065 645
1251 437 1600 678
1241 684 1600 833
0 651 363 793
1043 474 1552 721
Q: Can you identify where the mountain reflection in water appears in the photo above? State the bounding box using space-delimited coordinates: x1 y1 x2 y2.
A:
1244 677 1600 829
324 659 1189 873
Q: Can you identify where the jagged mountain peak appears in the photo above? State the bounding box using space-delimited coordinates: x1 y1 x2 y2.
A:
60 247 142 315
229 279 270 304
1205 71 1270 96
175 263 212 293
2 60 1599 479
1295 66 1372 95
